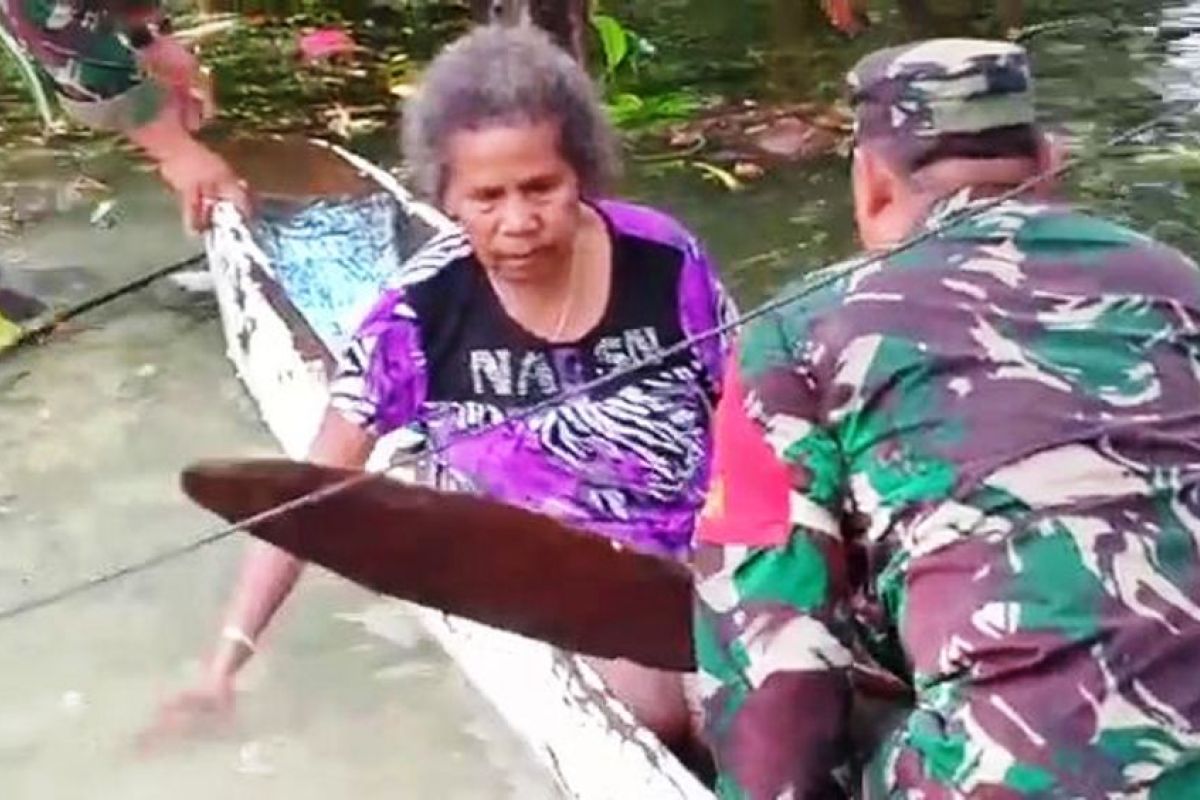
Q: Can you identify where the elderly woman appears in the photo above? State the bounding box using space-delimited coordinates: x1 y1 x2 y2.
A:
155 24 734 767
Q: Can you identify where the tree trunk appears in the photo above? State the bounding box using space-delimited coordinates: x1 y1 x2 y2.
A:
471 0 589 65
469 0 498 23
529 0 588 65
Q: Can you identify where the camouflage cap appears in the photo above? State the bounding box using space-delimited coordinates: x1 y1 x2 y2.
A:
847 38 1036 168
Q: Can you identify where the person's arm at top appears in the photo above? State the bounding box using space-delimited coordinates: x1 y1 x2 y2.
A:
4 0 247 230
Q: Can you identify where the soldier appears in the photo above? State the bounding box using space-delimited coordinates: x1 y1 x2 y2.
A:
0 1 247 230
694 38 1200 798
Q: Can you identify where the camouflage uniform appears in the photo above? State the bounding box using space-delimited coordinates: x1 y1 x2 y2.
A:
694 38 1200 798
0 0 167 129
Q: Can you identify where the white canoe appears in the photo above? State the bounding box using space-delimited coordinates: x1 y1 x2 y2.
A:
201 139 713 800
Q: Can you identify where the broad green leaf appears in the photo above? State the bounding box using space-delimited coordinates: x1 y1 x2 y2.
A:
591 14 629 74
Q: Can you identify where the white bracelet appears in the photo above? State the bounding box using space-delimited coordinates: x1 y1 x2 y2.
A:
221 625 257 654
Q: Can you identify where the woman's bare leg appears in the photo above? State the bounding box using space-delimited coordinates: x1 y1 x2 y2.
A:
583 656 714 784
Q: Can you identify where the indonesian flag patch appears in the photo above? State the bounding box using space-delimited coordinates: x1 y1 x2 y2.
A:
697 357 792 547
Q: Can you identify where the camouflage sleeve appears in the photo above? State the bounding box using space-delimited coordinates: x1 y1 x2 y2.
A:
1 0 168 130
694 318 854 799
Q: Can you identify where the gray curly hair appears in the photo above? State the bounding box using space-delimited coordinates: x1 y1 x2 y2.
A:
401 24 620 203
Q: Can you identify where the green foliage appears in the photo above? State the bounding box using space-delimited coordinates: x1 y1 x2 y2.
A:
604 89 703 128
591 13 629 75
0 21 60 134
193 4 470 141
589 5 705 131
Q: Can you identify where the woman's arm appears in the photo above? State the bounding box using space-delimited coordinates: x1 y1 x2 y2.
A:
202 411 376 684
143 285 428 745
142 410 375 743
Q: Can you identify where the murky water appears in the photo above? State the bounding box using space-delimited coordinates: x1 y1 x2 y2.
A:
0 171 560 797
5 1 1200 797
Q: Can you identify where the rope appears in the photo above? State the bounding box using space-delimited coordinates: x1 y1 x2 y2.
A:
0 102 1188 623
3 253 206 356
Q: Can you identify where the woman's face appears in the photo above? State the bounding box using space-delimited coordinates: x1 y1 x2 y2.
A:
442 120 583 284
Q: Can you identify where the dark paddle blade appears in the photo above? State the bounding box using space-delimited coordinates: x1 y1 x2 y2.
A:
181 458 916 700
181 458 697 671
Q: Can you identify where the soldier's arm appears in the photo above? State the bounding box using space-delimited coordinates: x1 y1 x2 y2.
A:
3 0 169 130
3 1 246 228
693 321 853 800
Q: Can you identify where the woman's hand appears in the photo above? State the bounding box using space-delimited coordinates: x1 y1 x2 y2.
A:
137 669 237 752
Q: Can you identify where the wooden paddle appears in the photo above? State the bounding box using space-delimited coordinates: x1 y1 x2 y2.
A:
182 458 696 671
181 458 914 701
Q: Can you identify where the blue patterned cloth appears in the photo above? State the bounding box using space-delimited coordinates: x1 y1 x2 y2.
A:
254 191 404 352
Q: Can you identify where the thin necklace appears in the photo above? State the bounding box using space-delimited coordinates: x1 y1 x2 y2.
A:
551 248 581 341
491 226 584 342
